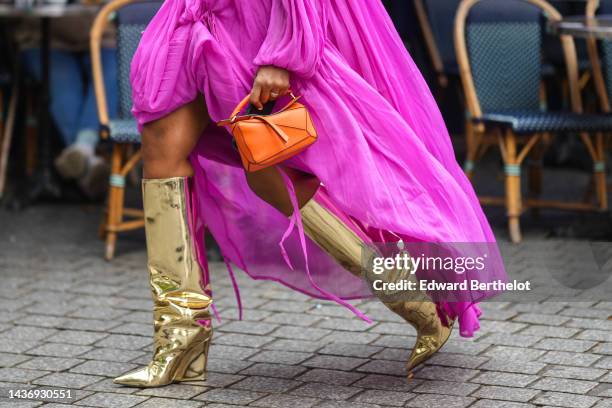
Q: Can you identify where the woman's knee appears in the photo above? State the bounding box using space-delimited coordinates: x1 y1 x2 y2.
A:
246 167 320 216
142 95 209 179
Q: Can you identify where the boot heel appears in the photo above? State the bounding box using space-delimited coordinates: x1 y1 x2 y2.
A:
176 331 212 382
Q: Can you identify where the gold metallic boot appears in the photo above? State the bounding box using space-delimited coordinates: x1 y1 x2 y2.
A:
300 199 453 373
113 177 213 387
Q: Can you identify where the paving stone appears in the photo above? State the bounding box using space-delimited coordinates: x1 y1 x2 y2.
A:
74 392 148 407
356 360 406 376
412 380 479 396
197 372 244 388
194 388 265 405
133 397 204 408
594 356 612 370
353 389 415 406
471 372 538 387
352 374 418 392
478 321 527 333
469 401 536 408
566 318 612 331
532 391 601 408
218 321 279 336
0 399 43 408
478 333 541 347
538 351 603 367
471 385 539 402
424 353 488 369
370 347 409 361
26 343 92 358
249 350 312 365
316 317 372 332
260 300 314 313
479 359 545 375
481 346 546 362
303 355 368 371
290 382 361 400
33 372 102 388
69 360 138 377
213 333 274 348
94 334 151 350
543 366 608 381
78 347 146 363
230 375 301 393
321 331 380 345
239 363 307 379
264 312 322 327
439 340 490 356
212 345 259 361
414 366 479 383
56 318 120 332
250 394 319 408
593 343 612 355
519 325 581 339
83 378 141 395
370 334 414 349
17 357 83 372
296 369 365 386
405 394 475 408
530 377 598 394
534 338 598 353
513 313 570 326
0 326 58 342
68 306 128 321
0 340 40 354
46 330 108 346
313 401 382 408
576 330 612 342
318 343 382 358
272 326 332 341
107 323 151 337
0 353 31 367
207 358 254 374
263 339 324 353
0 368 48 383
134 383 208 399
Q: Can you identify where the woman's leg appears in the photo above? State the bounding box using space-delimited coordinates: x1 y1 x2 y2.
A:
115 95 213 388
142 94 209 179
246 166 320 216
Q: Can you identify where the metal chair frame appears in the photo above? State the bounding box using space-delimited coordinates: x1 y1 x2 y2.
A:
455 0 608 243
91 0 145 260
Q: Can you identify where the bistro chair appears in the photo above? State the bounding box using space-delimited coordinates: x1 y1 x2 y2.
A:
586 0 612 112
414 0 462 88
455 0 610 243
91 0 160 260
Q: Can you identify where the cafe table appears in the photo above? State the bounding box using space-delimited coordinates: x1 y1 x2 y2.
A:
0 3 100 203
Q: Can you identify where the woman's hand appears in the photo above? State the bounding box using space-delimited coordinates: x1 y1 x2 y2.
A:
250 66 290 110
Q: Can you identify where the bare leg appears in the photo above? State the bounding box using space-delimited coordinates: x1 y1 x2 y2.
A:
246 166 320 216
142 94 209 179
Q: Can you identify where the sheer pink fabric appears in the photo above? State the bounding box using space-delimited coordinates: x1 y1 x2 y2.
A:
130 0 506 337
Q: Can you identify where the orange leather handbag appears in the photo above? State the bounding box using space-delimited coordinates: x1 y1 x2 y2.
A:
217 93 317 172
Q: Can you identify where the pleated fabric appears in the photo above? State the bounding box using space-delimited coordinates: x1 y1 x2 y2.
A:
130 0 507 337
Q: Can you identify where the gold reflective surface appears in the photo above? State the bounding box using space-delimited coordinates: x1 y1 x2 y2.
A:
300 199 453 373
113 177 213 388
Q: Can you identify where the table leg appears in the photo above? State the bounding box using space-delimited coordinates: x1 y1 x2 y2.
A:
28 17 61 202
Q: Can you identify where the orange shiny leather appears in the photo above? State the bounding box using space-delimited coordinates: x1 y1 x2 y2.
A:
217 94 317 172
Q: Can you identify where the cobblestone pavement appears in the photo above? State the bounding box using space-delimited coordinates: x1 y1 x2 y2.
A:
1 183 611 407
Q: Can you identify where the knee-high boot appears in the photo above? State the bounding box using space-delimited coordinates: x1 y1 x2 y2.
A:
113 177 213 387
300 198 453 373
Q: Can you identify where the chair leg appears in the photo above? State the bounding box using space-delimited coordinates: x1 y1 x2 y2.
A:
104 144 124 261
527 137 544 217
0 82 19 198
503 130 522 243
594 133 608 211
464 120 477 179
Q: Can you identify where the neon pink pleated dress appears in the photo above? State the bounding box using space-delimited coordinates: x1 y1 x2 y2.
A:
130 0 507 337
